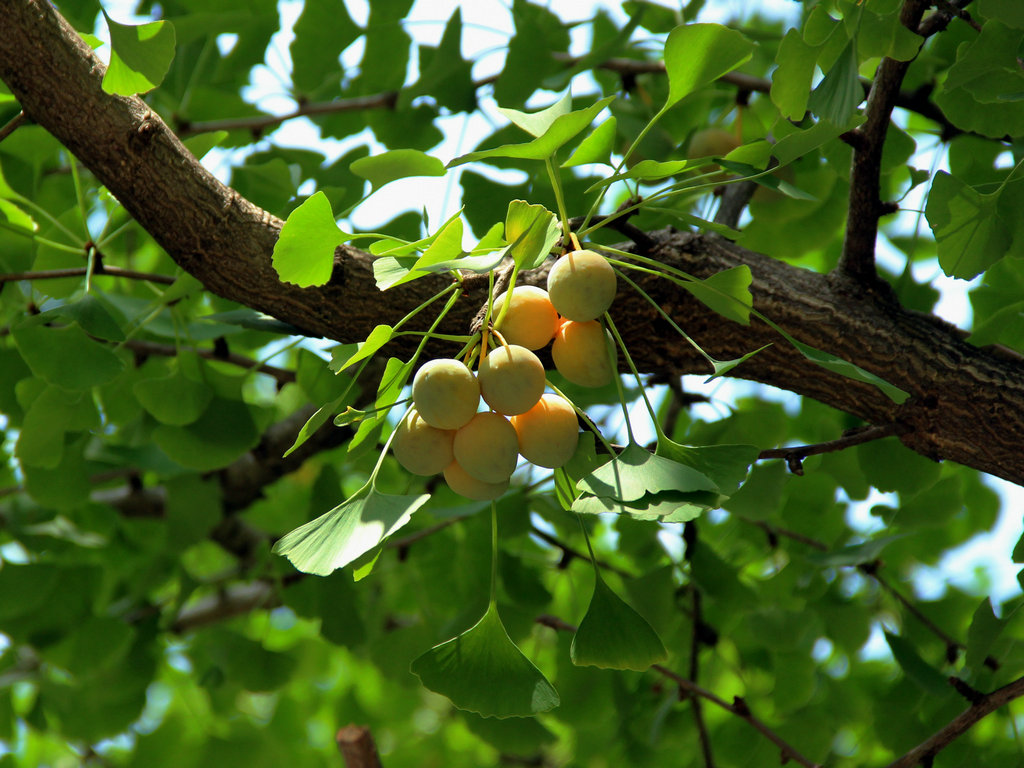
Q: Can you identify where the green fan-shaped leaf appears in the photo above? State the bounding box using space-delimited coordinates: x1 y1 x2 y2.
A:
578 443 719 502
571 574 667 670
101 12 176 95
499 91 573 137
12 321 125 391
966 598 1007 674
562 117 617 168
680 265 752 325
804 534 907 567
449 96 615 167
151 398 261 471
663 23 755 110
925 171 1013 279
375 217 463 290
884 631 951 696
505 200 559 270
771 29 819 121
807 39 862 125
411 603 560 717
654 442 759 497
133 369 214 426
272 191 350 287
351 149 446 194
274 483 429 576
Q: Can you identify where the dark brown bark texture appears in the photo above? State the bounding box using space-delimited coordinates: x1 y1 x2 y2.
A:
2 0 1023 485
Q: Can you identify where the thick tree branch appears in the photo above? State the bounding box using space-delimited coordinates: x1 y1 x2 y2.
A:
3 1 1024 487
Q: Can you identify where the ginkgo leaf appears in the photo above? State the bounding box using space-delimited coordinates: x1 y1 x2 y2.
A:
273 484 429 576
272 192 350 287
101 12 176 95
577 443 719 502
571 574 667 671
412 603 560 718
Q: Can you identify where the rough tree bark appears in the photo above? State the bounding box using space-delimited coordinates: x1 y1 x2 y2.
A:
1 0 1022 485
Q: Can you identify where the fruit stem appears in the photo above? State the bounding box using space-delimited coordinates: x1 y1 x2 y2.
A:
568 231 582 252
489 501 499 607
490 328 511 353
545 157 573 252
604 313 665 443
612 266 718 370
602 316 636 446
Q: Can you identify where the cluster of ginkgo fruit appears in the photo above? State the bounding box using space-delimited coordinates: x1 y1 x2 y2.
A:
391 248 619 500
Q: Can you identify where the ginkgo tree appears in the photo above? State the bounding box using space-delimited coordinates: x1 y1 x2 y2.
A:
1 0 1024 766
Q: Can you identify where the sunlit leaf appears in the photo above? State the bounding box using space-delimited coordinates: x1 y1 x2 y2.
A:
272 191 350 287
449 96 615 166
505 200 559 270
562 116 617 168
498 90 573 137
274 482 429 576
351 149 446 194
680 265 753 325
577 443 719 502
663 23 755 109
101 12 176 95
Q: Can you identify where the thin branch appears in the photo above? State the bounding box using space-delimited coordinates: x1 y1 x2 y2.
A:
689 587 715 768
336 724 384 768
119 338 295 385
758 423 904 475
883 675 1024 768
177 93 399 136
839 0 934 282
713 179 757 231
170 580 279 633
534 615 821 768
529 524 635 579
0 109 26 143
0 265 176 285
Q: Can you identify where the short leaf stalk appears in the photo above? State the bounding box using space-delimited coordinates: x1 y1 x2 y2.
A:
604 313 663 441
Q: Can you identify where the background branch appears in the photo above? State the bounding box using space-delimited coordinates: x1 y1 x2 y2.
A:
884 675 1024 768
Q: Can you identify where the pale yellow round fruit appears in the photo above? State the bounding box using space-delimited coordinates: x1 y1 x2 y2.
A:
551 320 616 388
444 460 509 501
546 249 617 323
453 411 519 483
492 285 560 350
477 344 546 416
687 127 741 159
391 409 454 476
411 358 480 430
510 394 579 469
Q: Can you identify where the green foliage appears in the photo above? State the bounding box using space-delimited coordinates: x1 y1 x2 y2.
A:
1 0 1023 766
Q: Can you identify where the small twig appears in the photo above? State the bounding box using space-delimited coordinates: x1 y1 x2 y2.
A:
883 675 1024 768
758 423 904 475
177 93 399 137
337 724 384 768
0 266 176 285
713 179 757 232
120 338 295 385
529 525 635 579
865 567 996 670
0 110 26 143
536 615 821 767
689 586 715 768
838 0 933 282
